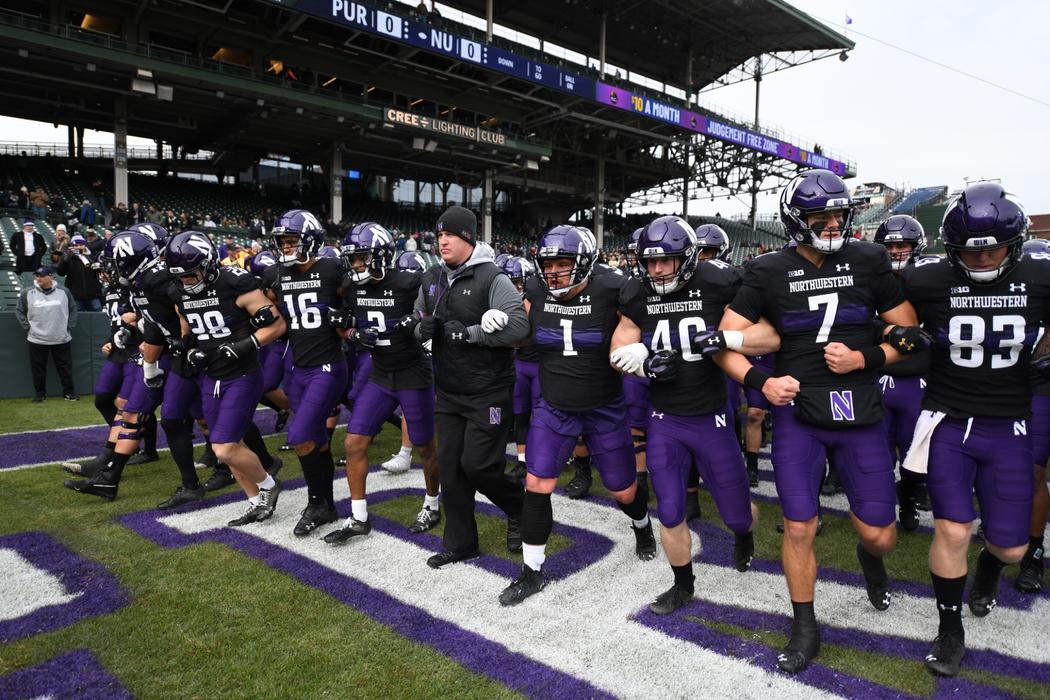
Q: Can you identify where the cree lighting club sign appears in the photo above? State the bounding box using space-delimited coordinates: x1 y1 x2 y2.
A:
385 108 507 147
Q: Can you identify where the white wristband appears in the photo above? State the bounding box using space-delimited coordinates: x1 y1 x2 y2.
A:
722 330 744 351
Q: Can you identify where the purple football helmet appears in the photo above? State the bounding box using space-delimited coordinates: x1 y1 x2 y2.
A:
499 255 534 295
536 225 596 298
941 182 1028 283
342 222 395 284
101 231 159 287
780 169 855 253
126 222 170 251
1022 238 1050 257
395 251 427 273
317 245 339 259
693 223 731 262
270 209 325 267
248 250 277 277
638 216 699 295
166 231 219 294
494 252 512 269
874 215 926 271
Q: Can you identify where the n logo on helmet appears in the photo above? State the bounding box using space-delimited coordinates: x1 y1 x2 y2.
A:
113 236 135 258
187 235 213 256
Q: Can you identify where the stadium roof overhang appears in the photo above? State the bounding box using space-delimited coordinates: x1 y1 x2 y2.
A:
438 0 854 91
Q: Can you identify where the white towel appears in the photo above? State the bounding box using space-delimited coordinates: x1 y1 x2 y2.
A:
902 409 946 475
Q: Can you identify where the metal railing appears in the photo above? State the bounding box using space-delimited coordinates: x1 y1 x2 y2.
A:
0 141 214 161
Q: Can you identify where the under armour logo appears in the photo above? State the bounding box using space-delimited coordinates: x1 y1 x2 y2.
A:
310 272 320 279
651 411 664 420
836 263 851 272
384 289 393 296
578 295 591 303
451 332 464 340
207 290 217 297
689 290 702 298
1010 283 1026 293
462 289 472 295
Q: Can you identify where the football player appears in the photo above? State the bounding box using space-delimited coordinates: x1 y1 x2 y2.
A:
325 222 441 542
264 210 348 536
166 230 287 525
611 216 776 614
716 169 927 673
499 225 655 606
873 215 932 531
501 255 539 481
1018 238 1050 594
903 184 1050 676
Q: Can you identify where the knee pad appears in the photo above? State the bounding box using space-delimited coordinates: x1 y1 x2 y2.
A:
657 499 685 529
117 418 143 442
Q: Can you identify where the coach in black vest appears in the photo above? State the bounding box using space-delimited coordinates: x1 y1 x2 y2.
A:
416 206 528 567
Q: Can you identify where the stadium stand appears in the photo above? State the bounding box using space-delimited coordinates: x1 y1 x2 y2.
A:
888 186 947 215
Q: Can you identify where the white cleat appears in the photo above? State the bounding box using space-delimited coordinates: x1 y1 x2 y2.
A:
381 451 413 474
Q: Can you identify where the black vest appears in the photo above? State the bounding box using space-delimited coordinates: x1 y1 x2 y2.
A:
432 262 515 395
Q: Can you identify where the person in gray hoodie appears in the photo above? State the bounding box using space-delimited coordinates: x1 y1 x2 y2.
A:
16 267 77 402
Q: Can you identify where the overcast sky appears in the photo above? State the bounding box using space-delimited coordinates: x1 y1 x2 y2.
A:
3 0 1047 217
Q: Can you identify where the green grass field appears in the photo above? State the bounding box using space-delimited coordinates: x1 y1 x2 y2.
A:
0 397 1045 698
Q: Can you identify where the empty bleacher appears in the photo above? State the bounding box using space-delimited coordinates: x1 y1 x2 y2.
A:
889 186 947 216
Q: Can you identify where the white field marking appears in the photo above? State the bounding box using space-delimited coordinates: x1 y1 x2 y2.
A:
159 469 838 700
0 549 81 622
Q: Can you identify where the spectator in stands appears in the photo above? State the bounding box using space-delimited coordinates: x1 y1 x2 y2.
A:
129 202 145 225
91 178 105 212
51 192 66 215
84 228 105 258
218 234 234 260
10 220 47 286
202 215 217 228
16 185 30 211
249 216 265 238
50 224 70 262
30 186 49 221
57 235 102 312
110 202 129 230
146 204 163 225
223 243 249 268
16 266 77 402
404 231 419 252
178 212 190 230
78 200 96 228
161 209 175 229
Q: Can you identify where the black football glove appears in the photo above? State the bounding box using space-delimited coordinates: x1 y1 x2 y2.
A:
112 322 135 350
355 327 380 349
216 336 259 362
883 325 932 355
643 349 678 381
168 334 196 359
186 348 209 373
443 320 470 346
398 311 422 337
689 330 728 359
328 308 355 330
419 315 442 341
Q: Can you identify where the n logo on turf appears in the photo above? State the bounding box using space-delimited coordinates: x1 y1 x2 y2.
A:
1014 420 1027 436
830 390 855 421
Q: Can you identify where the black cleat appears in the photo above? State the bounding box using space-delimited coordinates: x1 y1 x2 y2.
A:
747 463 760 488
564 463 592 499
127 451 160 466
64 472 119 500
426 548 480 569
633 521 657 561
897 481 920 532
227 479 282 526
649 584 693 615
913 481 931 511
62 453 108 477
925 630 965 677
1015 547 1044 593
158 485 204 509
336 457 347 467
279 442 294 452
322 517 372 544
195 443 218 470
506 516 522 552
274 409 290 432
820 466 842 496
202 468 235 492
499 565 546 606
408 506 441 534
733 532 755 572
294 503 338 537
857 544 891 611
685 491 702 521
777 618 820 674
968 549 1001 617
267 456 283 477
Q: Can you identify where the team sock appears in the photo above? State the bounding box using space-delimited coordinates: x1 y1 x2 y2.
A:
672 563 695 594
931 572 966 635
